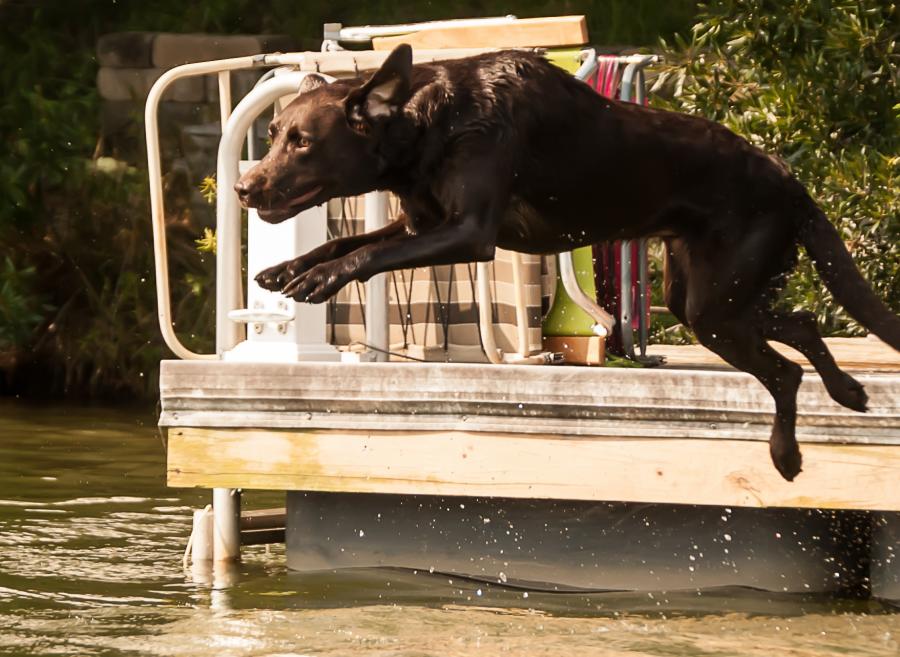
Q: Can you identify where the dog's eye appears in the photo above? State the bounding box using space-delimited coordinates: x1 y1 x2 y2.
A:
287 130 311 149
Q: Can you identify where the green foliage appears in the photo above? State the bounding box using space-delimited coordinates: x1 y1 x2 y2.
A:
6 158 215 398
0 5 98 233
195 227 217 255
653 0 899 335
0 258 47 355
199 175 218 205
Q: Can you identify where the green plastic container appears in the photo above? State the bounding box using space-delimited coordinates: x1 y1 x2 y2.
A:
540 48 599 338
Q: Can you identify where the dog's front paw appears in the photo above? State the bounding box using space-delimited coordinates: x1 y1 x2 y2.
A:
282 263 350 304
254 257 308 292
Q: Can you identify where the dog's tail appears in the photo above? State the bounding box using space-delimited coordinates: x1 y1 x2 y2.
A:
801 208 900 350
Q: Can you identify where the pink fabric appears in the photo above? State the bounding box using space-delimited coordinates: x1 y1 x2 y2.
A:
587 56 648 354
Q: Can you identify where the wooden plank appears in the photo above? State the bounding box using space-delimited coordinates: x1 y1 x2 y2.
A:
240 507 285 530
543 335 605 365
372 16 588 51
241 527 285 546
158 359 900 443
159 359 900 419
167 427 900 511
650 336 900 372
286 48 508 74
160 409 900 445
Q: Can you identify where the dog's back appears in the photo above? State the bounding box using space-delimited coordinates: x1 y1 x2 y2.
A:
400 51 803 254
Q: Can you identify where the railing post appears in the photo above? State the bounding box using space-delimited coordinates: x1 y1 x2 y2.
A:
215 72 315 355
364 191 391 361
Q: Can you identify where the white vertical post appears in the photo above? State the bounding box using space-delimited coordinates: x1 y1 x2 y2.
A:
510 252 531 357
214 68 240 567
364 191 390 361
216 72 311 356
191 506 214 563
620 240 634 358
476 261 503 364
213 487 241 562
217 71 233 130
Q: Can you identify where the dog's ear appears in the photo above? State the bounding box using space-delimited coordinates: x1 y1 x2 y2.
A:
298 73 328 94
345 44 412 126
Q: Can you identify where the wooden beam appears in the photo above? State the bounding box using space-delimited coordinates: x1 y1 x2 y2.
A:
372 16 588 51
240 507 285 531
159 359 900 438
167 427 900 511
241 528 285 546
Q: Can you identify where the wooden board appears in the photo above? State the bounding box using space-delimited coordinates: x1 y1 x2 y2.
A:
649 336 900 372
159 356 900 444
372 16 588 51
167 427 900 511
543 335 605 365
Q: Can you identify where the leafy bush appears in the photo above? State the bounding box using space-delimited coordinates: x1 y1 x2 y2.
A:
0 258 47 362
652 0 898 336
4 157 216 398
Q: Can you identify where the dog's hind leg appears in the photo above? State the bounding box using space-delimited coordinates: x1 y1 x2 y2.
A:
671 231 805 481
692 313 805 481
762 310 868 412
662 238 690 327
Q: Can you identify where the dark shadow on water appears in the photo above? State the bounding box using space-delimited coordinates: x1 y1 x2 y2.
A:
196 560 897 618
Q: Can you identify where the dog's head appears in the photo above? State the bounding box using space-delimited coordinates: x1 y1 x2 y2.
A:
234 44 414 223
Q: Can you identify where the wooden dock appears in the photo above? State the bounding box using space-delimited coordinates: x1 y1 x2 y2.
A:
159 337 900 598
161 337 900 511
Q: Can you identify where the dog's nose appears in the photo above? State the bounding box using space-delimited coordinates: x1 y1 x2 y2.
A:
234 180 251 202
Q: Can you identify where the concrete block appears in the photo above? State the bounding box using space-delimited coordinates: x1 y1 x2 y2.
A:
100 100 204 165
152 33 295 69
98 101 144 163
157 103 219 165
100 100 142 136
97 67 206 102
96 32 156 68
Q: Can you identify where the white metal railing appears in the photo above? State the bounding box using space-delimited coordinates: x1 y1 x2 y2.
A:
145 56 262 359
145 47 657 364
145 48 541 364
146 48 515 361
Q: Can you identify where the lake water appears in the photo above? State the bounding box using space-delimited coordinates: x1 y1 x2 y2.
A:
1 401 898 656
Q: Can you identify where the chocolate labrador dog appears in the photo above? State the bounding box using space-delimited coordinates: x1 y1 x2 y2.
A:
235 44 900 481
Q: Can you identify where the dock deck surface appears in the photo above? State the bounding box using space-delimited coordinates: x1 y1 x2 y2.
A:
649 336 900 372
